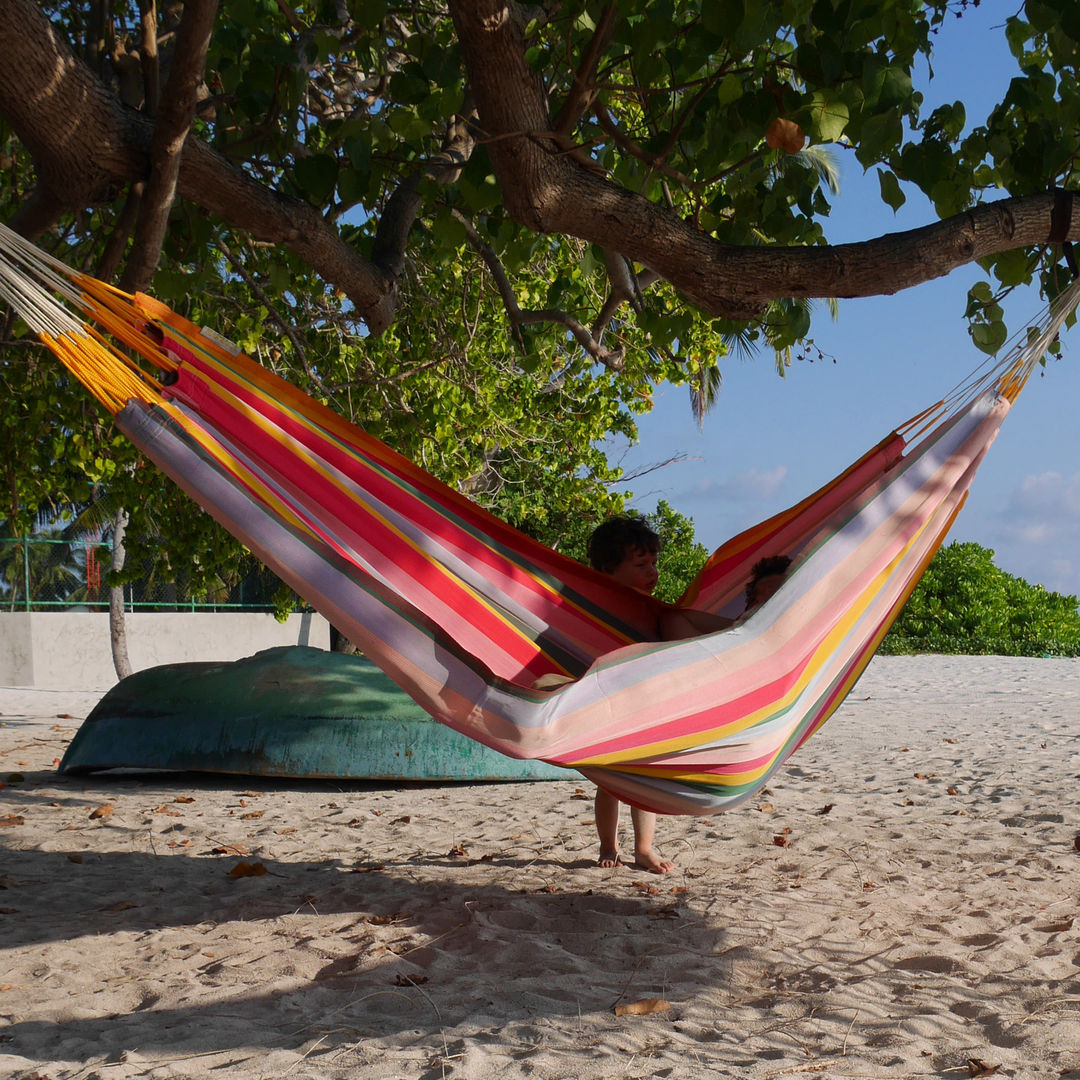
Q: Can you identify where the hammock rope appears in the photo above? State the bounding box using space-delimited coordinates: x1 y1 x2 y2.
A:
2 220 1077 815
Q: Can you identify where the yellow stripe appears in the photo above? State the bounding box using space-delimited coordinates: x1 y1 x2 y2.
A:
573 492 955 770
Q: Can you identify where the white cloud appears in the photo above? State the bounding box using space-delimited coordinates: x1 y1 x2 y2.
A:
693 465 788 503
981 471 1080 597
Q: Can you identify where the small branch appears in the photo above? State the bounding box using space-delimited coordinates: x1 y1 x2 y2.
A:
97 182 144 281
451 208 625 368
120 0 219 293
215 239 320 388
592 102 700 189
370 108 478 279
552 0 618 136
5 186 67 241
138 0 159 116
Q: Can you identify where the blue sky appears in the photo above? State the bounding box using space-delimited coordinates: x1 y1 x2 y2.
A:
611 0 1080 598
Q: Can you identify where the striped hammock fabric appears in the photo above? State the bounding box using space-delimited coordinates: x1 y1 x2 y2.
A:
2 222 1077 815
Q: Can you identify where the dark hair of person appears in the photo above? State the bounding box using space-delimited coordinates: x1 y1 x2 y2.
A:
587 515 661 573
745 554 793 605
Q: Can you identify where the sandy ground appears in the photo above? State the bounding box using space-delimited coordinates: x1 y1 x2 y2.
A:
1 655 1078 1080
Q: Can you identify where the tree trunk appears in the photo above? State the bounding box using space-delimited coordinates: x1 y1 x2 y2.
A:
329 625 359 655
109 507 133 681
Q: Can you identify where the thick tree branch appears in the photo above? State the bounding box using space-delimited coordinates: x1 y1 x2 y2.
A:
449 0 1080 320
0 0 395 332
120 0 218 294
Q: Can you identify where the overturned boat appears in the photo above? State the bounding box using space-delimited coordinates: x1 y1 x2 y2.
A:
59 646 570 782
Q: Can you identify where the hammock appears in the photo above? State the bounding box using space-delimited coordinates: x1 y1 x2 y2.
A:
1 221 1076 815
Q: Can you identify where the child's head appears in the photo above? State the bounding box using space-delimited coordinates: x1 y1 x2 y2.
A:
588 515 661 595
745 554 792 608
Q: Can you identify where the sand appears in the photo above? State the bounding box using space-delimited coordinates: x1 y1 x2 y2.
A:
1 655 1078 1080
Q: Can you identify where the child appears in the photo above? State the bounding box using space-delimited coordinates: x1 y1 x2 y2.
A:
744 554 792 610
585 515 735 874
583 519 793 873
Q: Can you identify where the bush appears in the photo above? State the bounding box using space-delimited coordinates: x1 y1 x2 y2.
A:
879 541 1080 657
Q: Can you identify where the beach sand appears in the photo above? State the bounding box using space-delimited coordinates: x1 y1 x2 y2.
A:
1 655 1078 1079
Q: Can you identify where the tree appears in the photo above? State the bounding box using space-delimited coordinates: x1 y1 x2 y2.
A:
1 0 1077 363
0 0 1078 618
880 540 1080 656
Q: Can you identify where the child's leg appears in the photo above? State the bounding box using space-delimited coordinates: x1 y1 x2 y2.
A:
594 787 622 867
630 807 675 874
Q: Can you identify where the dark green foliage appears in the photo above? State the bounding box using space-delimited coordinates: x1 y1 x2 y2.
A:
650 500 712 605
880 541 1080 657
556 499 708 603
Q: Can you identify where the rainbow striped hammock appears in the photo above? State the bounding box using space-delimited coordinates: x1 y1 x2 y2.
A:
2 223 1077 815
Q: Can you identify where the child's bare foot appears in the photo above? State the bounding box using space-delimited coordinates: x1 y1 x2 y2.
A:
597 847 623 868
634 848 675 874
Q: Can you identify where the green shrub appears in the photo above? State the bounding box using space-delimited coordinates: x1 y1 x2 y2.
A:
879 541 1080 657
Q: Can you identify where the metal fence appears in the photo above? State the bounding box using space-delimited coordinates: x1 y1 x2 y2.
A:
0 537 289 612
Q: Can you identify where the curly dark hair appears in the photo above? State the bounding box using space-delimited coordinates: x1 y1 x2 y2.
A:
745 554 792 605
587 515 661 573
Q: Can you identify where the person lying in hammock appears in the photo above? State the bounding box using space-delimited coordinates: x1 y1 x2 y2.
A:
584 516 791 873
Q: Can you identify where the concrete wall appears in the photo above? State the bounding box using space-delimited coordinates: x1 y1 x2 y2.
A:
0 611 332 690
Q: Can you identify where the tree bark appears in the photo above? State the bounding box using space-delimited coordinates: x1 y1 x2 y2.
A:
0 0 396 330
109 507 133 681
118 0 219 294
447 0 1080 319
1 0 1077 333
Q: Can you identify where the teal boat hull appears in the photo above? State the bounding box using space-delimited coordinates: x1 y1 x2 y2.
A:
58 645 571 782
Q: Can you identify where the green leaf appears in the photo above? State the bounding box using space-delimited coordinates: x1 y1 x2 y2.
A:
877 169 906 212
716 73 744 107
804 91 849 142
971 316 1008 355
292 154 339 204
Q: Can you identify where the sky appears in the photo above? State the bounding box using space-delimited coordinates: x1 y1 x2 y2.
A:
610 0 1080 599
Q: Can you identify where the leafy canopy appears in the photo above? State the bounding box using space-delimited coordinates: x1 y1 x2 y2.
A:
881 541 1080 657
1 0 1078 589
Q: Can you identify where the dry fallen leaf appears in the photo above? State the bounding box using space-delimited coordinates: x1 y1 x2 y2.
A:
67 854 83 864
211 843 249 856
615 998 671 1017
0 815 24 829
240 810 265 820
816 804 834 816
764 116 806 153
447 843 468 857
228 861 268 877
174 796 195 804
967 1058 1000 1078
89 804 114 820
773 835 792 848
757 801 776 813
946 786 960 796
